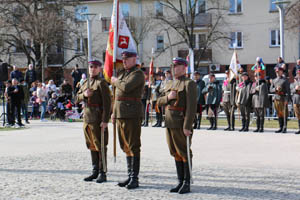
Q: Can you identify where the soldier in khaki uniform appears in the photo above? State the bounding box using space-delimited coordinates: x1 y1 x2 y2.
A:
157 57 197 194
111 51 145 190
291 69 300 134
76 60 111 183
222 70 237 131
270 67 290 133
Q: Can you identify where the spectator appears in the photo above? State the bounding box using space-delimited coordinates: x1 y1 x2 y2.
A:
4 80 13 126
7 78 24 127
37 83 48 122
29 91 40 119
71 64 82 94
79 73 87 86
10 65 23 82
46 79 57 98
24 64 37 88
292 59 300 77
20 79 30 124
60 79 73 100
29 81 37 96
275 57 288 77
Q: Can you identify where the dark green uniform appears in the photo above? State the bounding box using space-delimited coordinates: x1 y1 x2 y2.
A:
222 78 237 131
251 80 270 132
270 75 290 133
113 65 145 189
76 76 111 182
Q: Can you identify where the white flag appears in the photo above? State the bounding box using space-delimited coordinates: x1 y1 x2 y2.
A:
229 50 241 80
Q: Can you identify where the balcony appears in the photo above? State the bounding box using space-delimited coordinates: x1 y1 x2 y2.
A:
47 53 64 66
178 49 212 63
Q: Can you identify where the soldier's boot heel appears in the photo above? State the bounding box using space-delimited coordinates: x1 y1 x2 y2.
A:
275 118 283 133
126 157 140 190
170 161 184 193
178 162 191 194
84 151 99 182
118 156 132 187
253 118 260 132
96 172 107 183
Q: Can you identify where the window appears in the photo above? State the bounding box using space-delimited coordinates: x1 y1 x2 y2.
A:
121 3 130 18
187 0 206 14
198 34 206 48
230 32 243 48
102 17 111 32
76 38 88 53
270 0 277 11
156 35 164 51
270 30 280 47
155 1 163 16
75 5 88 21
229 0 242 13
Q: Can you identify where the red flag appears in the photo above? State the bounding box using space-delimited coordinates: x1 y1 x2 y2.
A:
148 57 154 87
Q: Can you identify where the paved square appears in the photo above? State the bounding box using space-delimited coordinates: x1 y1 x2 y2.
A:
0 121 300 200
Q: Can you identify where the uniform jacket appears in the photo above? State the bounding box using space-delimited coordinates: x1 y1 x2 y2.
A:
251 80 270 108
77 76 111 124
291 77 300 104
157 76 197 130
237 79 252 106
196 79 205 105
113 66 145 119
270 76 290 102
25 69 37 85
202 80 222 105
7 85 24 104
222 78 237 106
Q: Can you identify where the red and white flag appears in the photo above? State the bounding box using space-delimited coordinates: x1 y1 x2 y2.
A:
103 0 139 82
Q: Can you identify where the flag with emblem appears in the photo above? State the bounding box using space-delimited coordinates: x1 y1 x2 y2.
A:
103 0 139 82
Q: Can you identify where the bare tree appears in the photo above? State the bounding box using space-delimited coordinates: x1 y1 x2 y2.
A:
0 0 80 82
154 0 230 69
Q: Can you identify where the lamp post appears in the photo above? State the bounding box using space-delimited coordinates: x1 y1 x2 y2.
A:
274 0 291 59
81 13 97 61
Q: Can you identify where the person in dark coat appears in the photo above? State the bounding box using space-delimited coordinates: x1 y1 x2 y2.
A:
10 65 23 82
193 71 205 129
7 78 24 127
24 64 37 88
71 64 82 95
202 73 222 130
292 59 300 77
291 69 300 134
60 79 73 100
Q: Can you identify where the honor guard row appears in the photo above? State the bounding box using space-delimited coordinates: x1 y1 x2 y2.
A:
76 52 197 194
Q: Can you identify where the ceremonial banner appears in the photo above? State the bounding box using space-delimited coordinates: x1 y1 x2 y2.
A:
103 0 139 82
229 50 241 81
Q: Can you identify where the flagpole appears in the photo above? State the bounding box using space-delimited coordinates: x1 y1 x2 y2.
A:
148 48 154 126
112 0 119 163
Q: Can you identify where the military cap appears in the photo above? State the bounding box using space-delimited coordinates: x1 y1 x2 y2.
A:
121 51 137 58
172 57 188 66
194 71 200 75
242 72 249 76
88 60 102 66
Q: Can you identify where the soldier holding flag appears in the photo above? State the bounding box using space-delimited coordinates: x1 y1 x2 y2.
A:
111 51 145 189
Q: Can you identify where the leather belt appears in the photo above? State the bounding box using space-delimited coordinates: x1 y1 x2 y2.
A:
167 105 185 111
116 97 141 101
87 103 102 107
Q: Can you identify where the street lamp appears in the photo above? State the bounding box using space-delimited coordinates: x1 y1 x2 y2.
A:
274 0 291 59
81 13 97 61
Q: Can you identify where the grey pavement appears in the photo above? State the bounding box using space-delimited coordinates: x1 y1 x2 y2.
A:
0 120 300 200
